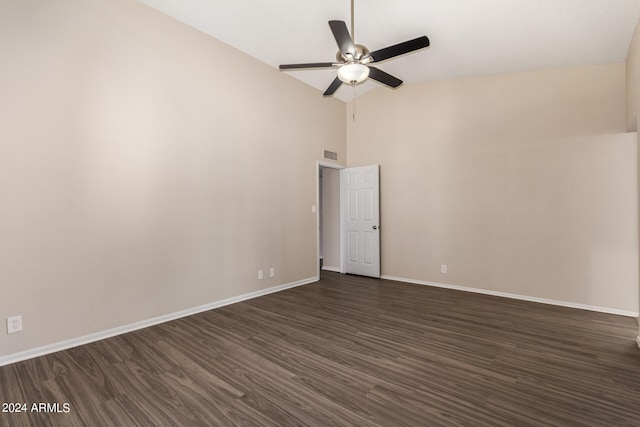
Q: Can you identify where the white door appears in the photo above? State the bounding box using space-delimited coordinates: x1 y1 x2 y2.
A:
341 165 380 278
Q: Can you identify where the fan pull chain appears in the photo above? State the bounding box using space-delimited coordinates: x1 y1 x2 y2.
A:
352 85 357 122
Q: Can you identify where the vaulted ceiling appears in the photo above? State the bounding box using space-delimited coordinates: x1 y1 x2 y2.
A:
137 0 640 101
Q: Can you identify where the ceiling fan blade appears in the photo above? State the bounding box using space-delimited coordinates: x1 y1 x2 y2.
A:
323 77 343 97
368 66 403 88
279 62 336 70
370 36 430 63
329 20 355 57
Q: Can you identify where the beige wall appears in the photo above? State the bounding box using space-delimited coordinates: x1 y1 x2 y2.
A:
628 16 640 338
0 0 345 358
348 64 639 313
627 16 640 130
321 168 341 270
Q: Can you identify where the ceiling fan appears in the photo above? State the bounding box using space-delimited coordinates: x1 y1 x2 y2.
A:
279 0 430 97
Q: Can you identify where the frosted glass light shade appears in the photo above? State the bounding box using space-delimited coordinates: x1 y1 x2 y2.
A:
337 63 369 84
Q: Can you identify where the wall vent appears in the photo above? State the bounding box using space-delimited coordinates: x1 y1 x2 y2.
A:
323 150 338 160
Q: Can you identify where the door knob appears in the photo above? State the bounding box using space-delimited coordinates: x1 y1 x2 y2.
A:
372 225 379 230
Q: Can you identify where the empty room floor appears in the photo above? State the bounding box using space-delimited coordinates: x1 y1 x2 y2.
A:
1 272 639 426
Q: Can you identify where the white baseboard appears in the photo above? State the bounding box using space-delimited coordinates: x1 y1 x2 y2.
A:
321 266 341 273
381 275 639 318
0 276 318 368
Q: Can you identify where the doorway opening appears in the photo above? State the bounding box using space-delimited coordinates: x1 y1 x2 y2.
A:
317 162 344 278
316 161 381 280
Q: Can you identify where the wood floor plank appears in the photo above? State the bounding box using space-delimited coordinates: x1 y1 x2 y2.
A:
1 271 640 426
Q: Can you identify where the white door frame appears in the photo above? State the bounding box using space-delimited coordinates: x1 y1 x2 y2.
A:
316 161 345 279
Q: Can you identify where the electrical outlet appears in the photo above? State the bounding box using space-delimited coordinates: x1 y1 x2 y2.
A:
7 315 22 334
441 264 447 274
258 270 264 280
269 267 275 278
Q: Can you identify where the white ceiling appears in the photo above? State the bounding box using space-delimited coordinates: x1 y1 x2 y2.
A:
137 0 640 101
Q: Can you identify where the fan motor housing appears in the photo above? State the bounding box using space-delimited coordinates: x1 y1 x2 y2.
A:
337 44 372 64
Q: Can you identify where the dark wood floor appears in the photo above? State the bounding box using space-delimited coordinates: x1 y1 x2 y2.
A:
2 272 640 426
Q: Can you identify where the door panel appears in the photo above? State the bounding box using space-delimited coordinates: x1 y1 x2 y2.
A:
341 165 380 278
348 231 358 263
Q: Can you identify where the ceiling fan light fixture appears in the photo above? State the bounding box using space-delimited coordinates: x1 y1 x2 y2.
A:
337 63 369 85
